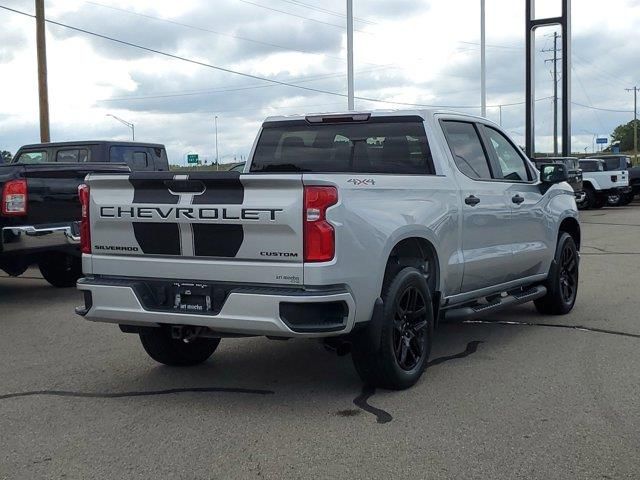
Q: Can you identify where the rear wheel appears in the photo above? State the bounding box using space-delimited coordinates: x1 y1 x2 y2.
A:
351 267 433 390
139 329 220 366
618 193 634 206
582 187 596 209
607 193 621 206
38 253 82 288
535 232 579 315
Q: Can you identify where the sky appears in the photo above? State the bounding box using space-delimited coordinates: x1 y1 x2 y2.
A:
0 0 639 165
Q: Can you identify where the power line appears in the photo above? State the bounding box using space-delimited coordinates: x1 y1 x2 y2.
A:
274 0 377 25
85 1 349 64
571 101 633 113
102 65 394 102
237 0 371 34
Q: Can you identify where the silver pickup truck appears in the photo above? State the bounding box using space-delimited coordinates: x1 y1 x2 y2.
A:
76 110 580 389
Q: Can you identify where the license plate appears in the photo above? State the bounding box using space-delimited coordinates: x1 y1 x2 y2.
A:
173 283 212 312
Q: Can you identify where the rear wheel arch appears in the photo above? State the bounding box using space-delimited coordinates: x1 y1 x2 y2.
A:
382 237 440 297
558 217 581 250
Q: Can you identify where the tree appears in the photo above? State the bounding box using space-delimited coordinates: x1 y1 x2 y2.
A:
611 119 640 152
1 150 12 163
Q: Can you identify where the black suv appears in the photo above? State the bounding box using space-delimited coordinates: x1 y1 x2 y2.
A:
533 157 585 205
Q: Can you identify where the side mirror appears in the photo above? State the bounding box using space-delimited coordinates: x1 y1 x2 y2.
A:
539 163 568 184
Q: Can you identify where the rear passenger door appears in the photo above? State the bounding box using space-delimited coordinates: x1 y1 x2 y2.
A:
482 125 550 279
441 120 515 293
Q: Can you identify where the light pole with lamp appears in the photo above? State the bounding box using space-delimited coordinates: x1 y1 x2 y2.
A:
214 115 219 171
106 114 135 141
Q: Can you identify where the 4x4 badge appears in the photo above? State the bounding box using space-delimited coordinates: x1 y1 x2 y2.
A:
347 178 375 186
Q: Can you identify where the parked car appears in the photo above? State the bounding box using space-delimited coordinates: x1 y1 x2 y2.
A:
77 111 580 389
0 141 169 287
586 155 634 205
533 157 585 206
578 158 629 209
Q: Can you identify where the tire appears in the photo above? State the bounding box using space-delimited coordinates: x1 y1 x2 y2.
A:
38 253 82 288
592 194 605 209
607 193 621 206
582 187 596 209
139 329 220 366
534 232 579 315
351 267 433 390
618 193 634 206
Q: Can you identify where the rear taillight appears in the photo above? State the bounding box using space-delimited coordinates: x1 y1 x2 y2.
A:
78 184 91 254
2 179 28 216
303 186 338 262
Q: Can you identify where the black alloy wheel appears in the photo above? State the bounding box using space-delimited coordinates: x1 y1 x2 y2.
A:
393 286 428 371
558 241 578 305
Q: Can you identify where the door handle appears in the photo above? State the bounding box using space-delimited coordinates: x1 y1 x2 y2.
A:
465 195 481 206
512 194 525 204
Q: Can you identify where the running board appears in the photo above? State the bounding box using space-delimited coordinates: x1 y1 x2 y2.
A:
443 285 547 322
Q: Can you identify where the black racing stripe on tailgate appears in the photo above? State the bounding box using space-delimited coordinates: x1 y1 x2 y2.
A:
191 174 244 205
133 223 181 255
129 174 179 205
192 224 244 257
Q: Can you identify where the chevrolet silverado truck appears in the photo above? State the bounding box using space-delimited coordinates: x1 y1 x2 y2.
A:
1 141 168 287
578 158 630 209
76 111 580 389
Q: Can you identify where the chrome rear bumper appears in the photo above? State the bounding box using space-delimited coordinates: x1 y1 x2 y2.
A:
1 224 80 253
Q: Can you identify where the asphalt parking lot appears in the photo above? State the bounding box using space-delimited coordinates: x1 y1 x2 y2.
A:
1 205 639 480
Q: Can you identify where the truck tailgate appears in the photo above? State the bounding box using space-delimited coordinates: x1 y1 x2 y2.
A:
85 172 304 285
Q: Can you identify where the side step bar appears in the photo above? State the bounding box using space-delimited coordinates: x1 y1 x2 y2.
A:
443 285 547 322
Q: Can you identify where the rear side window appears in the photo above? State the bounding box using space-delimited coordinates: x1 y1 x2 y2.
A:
602 158 622 171
441 121 492 180
14 151 48 164
55 149 89 162
250 119 434 174
110 146 152 170
580 161 602 172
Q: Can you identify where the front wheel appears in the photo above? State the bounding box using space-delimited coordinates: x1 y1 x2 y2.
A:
139 329 220 366
535 232 579 315
38 253 82 288
351 267 433 390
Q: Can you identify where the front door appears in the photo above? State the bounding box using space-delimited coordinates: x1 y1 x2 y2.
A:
481 125 551 279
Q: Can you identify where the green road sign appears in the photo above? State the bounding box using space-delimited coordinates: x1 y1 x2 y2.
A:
187 154 199 164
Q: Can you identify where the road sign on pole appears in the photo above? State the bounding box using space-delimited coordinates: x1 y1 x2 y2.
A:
187 154 199 164
596 138 608 145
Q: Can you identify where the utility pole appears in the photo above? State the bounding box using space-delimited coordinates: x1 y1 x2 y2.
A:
35 0 50 142
543 32 561 156
498 105 503 126
480 0 486 117
346 0 354 111
626 86 638 164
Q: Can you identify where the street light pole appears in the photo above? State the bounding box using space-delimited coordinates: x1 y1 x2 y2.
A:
215 115 219 170
626 86 638 164
106 114 135 141
480 0 486 118
346 0 355 111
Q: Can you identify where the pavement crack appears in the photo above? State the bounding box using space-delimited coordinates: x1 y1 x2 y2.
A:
352 341 483 424
582 245 640 256
464 320 640 339
427 341 484 368
353 385 393 424
0 386 275 401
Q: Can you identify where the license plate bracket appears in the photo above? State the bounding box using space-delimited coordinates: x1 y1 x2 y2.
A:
173 283 212 313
